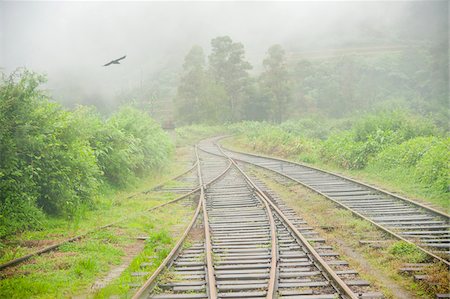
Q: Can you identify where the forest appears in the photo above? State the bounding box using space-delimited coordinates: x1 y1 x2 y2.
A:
174 36 448 126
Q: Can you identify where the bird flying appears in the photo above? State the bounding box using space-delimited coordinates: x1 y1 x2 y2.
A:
103 55 126 67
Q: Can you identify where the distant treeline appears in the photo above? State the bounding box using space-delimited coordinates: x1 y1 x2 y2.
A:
175 36 448 126
0 70 173 237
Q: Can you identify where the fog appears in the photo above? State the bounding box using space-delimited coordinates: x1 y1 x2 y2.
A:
0 1 447 112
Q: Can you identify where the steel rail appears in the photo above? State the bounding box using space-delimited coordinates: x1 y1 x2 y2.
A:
259 184 278 299
218 143 450 267
131 190 203 299
197 147 277 299
132 150 231 299
196 146 218 299
210 144 359 299
221 142 449 219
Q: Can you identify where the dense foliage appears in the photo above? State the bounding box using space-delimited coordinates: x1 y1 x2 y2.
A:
0 71 173 237
320 111 440 169
230 110 448 206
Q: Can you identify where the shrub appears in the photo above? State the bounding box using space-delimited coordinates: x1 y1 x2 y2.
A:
320 132 369 169
0 70 174 237
320 110 441 170
369 136 438 169
230 121 316 159
368 136 449 193
353 110 439 143
415 138 449 192
0 71 50 235
31 103 101 216
104 107 173 186
280 117 331 139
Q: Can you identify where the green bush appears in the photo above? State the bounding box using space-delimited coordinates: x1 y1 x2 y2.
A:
320 132 369 169
415 138 449 192
368 136 449 193
32 103 101 216
104 107 173 186
370 136 438 169
353 110 439 143
0 71 56 234
0 70 173 237
320 110 441 170
230 121 317 160
279 117 332 139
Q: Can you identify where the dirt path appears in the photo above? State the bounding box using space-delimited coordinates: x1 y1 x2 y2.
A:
91 240 146 291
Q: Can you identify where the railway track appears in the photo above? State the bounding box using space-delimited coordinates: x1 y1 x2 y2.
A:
134 140 382 298
151 160 199 194
0 156 201 272
217 139 450 266
132 146 231 299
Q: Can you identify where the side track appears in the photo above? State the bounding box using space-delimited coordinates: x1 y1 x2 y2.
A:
0 156 200 271
219 142 450 265
133 147 231 299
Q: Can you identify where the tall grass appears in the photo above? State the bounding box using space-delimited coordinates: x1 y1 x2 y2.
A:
230 110 448 208
0 70 173 237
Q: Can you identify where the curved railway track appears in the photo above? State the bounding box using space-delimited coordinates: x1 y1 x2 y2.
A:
132 146 231 299
0 156 202 272
217 139 450 266
134 139 382 298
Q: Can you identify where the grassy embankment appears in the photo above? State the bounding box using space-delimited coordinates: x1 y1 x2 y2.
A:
225 111 449 211
1 199 194 298
0 146 195 298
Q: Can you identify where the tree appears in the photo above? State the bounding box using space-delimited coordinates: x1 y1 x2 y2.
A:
260 44 291 123
175 45 207 124
209 36 252 121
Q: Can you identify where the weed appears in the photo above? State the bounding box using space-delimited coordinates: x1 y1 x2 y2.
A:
388 241 428 263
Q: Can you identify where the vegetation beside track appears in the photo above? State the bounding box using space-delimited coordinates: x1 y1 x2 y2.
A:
250 166 449 298
225 110 449 211
0 142 193 261
0 70 174 239
0 199 194 298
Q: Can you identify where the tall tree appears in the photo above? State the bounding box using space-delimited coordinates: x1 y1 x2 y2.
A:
260 44 291 123
175 45 206 124
209 36 252 121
